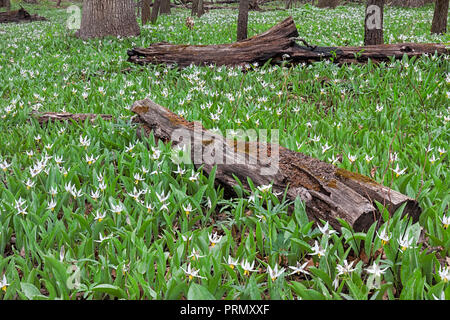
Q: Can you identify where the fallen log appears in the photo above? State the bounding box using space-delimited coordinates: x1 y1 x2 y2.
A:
33 99 422 231
32 112 113 125
0 7 47 24
130 98 421 231
127 16 448 67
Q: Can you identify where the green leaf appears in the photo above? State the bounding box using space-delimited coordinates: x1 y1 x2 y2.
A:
187 283 216 300
92 284 127 299
20 283 48 300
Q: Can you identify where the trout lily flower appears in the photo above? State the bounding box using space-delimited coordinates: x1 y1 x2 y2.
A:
145 202 153 213
133 173 144 184
173 165 185 176
183 203 195 216
438 265 450 283
224 256 239 270
95 233 112 243
318 222 337 238
90 189 100 201
85 154 98 165
0 160 10 172
188 248 205 261
365 262 388 289
257 184 272 193
440 214 449 229
0 275 8 292
110 203 124 215
321 142 331 154
127 187 143 201
181 264 206 281
391 164 406 177
241 260 257 276
208 232 223 247
47 199 57 211
267 265 285 281
336 260 356 277
397 234 414 251
189 172 200 182
309 241 326 258
348 154 357 163
366 263 387 277
94 210 106 222
24 178 35 190
377 228 391 246
288 261 310 276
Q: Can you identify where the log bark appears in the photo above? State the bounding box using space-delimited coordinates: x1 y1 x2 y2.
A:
32 112 113 125
33 100 422 232
127 16 448 67
129 98 421 232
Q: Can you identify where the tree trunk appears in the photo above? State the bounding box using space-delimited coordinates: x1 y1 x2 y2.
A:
237 0 249 41
197 0 204 17
151 0 161 23
191 0 199 15
364 0 384 45
388 0 434 7
160 0 171 14
142 0 152 24
77 0 140 39
0 0 11 10
127 16 448 67
317 0 340 8
431 0 449 34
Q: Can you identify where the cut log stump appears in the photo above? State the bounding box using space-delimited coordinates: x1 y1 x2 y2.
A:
34 99 422 232
127 16 448 67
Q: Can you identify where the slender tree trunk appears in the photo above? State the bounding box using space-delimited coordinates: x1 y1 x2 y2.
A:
160 0 171 14
142 0 152 24
151 0 161 23
237 0 249 40
197 0 204 17
364 0 384 45
431 0 449 34
191 0 199 16
77 0 140 39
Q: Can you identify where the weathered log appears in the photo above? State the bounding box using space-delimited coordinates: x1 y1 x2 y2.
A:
33 100 422 231
33 112 113 125
130 98 422 232
127 16 449 67
0 7 47 24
